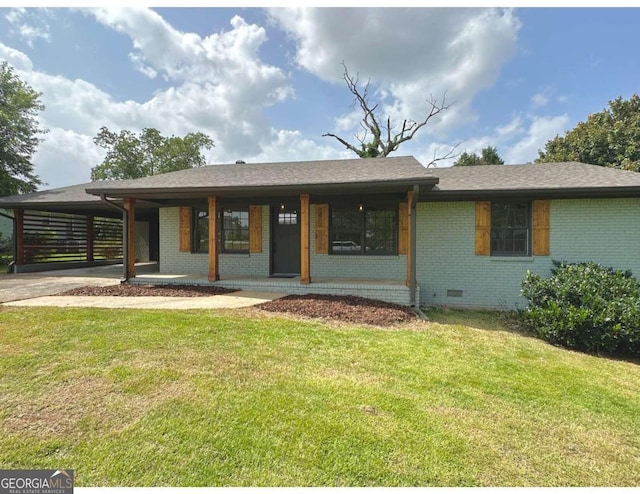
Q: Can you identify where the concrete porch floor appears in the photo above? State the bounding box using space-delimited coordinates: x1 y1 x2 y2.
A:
131 272 416 306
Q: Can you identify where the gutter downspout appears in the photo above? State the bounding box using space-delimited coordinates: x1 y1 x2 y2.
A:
100 194 129 283
409 184 419 307
0 210 16 273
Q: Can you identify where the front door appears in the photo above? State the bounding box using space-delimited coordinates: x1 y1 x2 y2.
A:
271 204 300 275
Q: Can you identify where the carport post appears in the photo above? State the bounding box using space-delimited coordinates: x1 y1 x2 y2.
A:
100 195 130 283
86 215 94 263
15 209 24 265
208 195 219 281
124 198 136 278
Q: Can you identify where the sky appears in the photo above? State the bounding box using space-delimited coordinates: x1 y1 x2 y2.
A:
1 6 640 189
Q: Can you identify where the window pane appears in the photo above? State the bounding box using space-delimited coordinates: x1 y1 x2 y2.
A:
491 204 509 228
512 204 528 228
193 209 208 252
490 202 530 255
365 207 397 254
330 204 398 255
222 208 249 252
278 212 297 225
332 232 362 252
331 206 363 254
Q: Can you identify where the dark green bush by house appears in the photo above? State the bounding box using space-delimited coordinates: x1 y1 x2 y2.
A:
521 261 640 356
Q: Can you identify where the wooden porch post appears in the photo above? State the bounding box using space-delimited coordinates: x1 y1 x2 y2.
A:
86 215 94 263
208 196 220 281
124 198 136 278
405 190 413 287
300 193 310 284
15 209 24 265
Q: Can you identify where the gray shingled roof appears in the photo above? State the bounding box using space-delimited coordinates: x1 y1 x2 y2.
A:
0 182 104 208
427 161 640 198
3 159 640 210
85 156 437 196
0 181 153 211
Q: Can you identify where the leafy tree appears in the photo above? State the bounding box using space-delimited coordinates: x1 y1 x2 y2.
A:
454 146 504 166
91 127 215 180
323 63 458 164
536 94 640 171
0 61 45 196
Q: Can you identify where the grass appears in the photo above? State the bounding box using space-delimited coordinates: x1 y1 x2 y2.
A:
0 306 639 486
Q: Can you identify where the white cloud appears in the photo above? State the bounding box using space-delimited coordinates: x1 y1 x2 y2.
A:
495 115 523 137
1 9 318 188
128 52 158 79
333 109 362 134
415 112 570 168
0 42 33 71
86 8 294 157
5 8 51 46
35 128 106 187
252 129 347 164
531 92 549 108
504 114 569 164
270 7 521 136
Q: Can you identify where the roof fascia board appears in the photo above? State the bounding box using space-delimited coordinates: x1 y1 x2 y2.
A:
422 187 640 201
86 178 439 198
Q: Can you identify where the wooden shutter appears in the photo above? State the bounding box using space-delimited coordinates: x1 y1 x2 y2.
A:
315 204 329 254
179 207 191 252
398 202 409 255
475 201 491 255
249 205 262 253
532 200 550 256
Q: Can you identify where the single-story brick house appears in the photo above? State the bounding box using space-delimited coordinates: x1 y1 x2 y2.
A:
2 156 640 309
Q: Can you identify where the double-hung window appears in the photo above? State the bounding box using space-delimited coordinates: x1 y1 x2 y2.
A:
221 208 249 253
490 201 531 256
193 208 209 253
330 204 398 255
192 206 249 253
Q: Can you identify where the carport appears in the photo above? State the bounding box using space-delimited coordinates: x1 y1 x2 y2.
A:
0 182 160 275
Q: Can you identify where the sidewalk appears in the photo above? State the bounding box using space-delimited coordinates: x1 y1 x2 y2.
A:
2 290 286 310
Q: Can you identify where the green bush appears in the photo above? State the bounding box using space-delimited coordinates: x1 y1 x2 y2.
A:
521 261 640 356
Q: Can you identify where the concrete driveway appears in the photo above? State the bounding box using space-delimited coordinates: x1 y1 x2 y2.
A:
0 270 121 303
0 263 286 309
3 290 286 310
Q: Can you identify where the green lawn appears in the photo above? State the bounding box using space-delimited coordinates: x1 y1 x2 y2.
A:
0 307 639 486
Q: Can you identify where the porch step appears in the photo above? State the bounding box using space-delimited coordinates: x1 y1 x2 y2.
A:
130 276 418 306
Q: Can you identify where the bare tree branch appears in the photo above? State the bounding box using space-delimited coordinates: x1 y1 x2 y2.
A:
321 132 362 156
323 64 457 161
424 142 462 168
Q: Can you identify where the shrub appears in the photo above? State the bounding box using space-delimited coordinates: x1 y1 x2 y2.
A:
521 261 640 356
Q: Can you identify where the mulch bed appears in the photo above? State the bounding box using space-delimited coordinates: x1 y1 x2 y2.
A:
258 294 417 327
59 285 235 297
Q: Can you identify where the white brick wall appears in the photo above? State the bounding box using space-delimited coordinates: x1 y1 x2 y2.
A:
159 206 270 276
309 204 407 280
416 198 640 309
160 204 409 281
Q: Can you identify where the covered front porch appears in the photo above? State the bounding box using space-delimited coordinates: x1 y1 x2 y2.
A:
81 157 441 307
131 272 417 306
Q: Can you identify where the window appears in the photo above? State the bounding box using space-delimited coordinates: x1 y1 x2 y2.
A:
490 201 530 256
330 204 398 255
222 208 249 252
193 208 209 253
192 206 249 253
278 211 297 225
